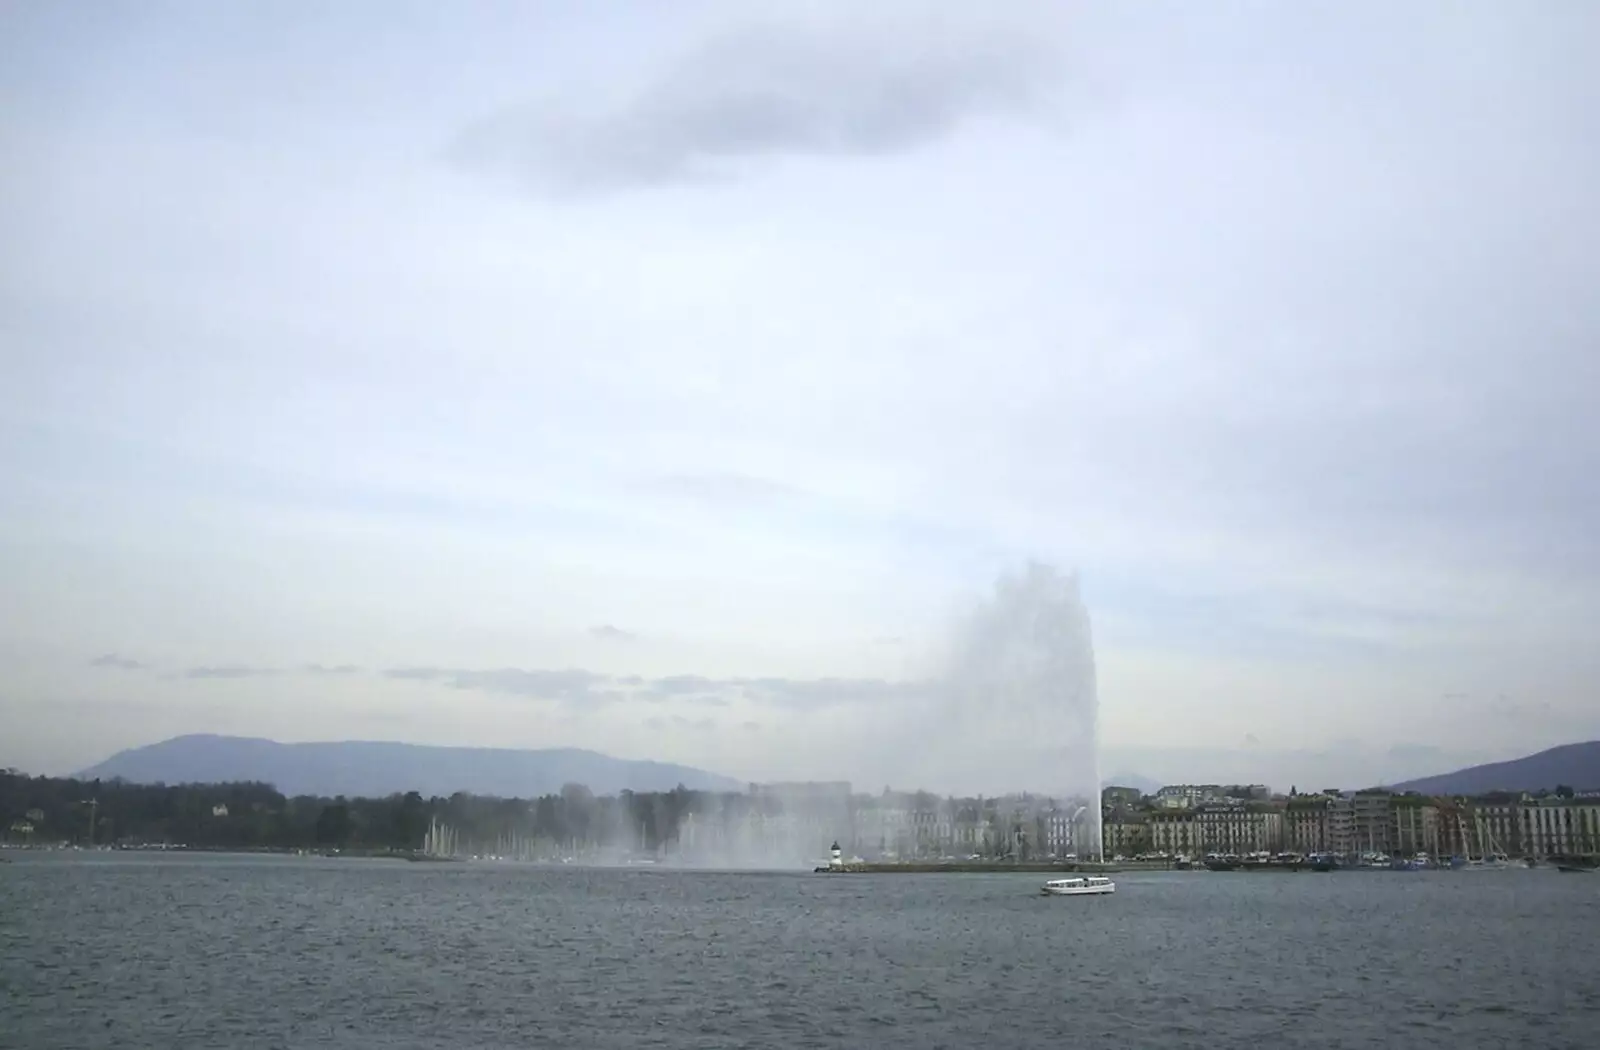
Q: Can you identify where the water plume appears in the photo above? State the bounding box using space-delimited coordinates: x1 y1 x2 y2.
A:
940 561 1102 859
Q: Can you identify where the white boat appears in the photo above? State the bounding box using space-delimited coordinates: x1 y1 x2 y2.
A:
1041 875 1115 896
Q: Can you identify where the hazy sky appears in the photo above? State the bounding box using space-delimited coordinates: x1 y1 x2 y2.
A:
3 1 1596 792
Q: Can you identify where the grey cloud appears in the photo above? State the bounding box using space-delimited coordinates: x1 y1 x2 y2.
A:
589 624 639 643
1486 694 1531 719
13 695 229 719
643 675 732 708
89 654 146 671
384 667 447 682
739 721 762 732
460 666 600 691
303 663 362 675
449 11 1061 194
443 668 611 704
645 715 717 732
652 674 722 696
739 676 924 711
1476 695 1595 736
184 665 277 680
384 665 620 709
1386 744 1450 765
378 663 911 713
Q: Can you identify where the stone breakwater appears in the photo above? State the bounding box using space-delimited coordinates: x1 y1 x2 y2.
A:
813 860 1153 874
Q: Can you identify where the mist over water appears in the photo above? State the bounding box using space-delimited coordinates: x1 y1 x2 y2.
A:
939 561 1102 857
688 560 1107 868
428 562 1106 869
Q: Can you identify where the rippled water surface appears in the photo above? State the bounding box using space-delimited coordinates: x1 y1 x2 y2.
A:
3 854 1597 1049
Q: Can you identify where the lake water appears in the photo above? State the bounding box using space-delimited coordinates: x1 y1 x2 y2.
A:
3 853 1597 1049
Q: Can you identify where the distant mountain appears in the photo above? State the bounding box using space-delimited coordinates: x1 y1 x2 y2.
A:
78 735 745 798
1102 772 1163 796
1387 741 1600 796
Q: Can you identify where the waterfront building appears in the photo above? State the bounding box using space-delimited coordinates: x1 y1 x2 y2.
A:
1037 807 1072 857
1103 816 1151 858
1285 795 1333 854
948 800 985 855
1146 809 1196 855
1146 804 1280 855
750 781 853 805
1520 795 1600 857
911 806 943 857
1326 795 1355 855
1351 790 1395 854
1473 796 1521 857
673 781 1600 866
849 793 910 858
1101 786 1144 810
1153 785 1224 809
1390 796 1441 857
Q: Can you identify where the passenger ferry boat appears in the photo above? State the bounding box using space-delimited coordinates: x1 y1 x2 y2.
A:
1041 875 1115 896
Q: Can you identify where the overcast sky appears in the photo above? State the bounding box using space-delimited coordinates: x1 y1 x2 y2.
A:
3 1 1596 793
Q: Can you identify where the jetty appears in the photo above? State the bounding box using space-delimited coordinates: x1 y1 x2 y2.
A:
814 859 1147 875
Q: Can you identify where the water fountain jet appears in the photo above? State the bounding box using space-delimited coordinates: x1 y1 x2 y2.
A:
943 561 1102 861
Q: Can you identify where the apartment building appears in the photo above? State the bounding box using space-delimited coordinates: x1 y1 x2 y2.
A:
1103 816 1151 858
1521 795 1600 856
1146 804 1282 855
1153 785 1224 809
1278 789 1595 860
1351 791 1394 854
1391 797 1441 857
1285 795 1333 853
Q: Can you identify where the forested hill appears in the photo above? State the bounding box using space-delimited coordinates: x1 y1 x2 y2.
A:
1 769 709 854
78 734 743 798
1387 741 1600 796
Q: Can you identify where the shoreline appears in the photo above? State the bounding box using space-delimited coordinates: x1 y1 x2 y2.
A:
8 846 1590 874
815 861 1148 874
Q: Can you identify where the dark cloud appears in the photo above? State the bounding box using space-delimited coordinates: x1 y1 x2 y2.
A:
184 665 277 679
88 654 146 671
739 721 763 732
449 13 1060 195
589 624 639 643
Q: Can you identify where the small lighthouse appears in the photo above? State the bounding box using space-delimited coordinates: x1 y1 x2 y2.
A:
828 840 844 870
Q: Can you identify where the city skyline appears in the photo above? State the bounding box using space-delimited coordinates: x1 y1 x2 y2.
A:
35 728 1598 802
4 3 1598 784
8 765 1597 866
